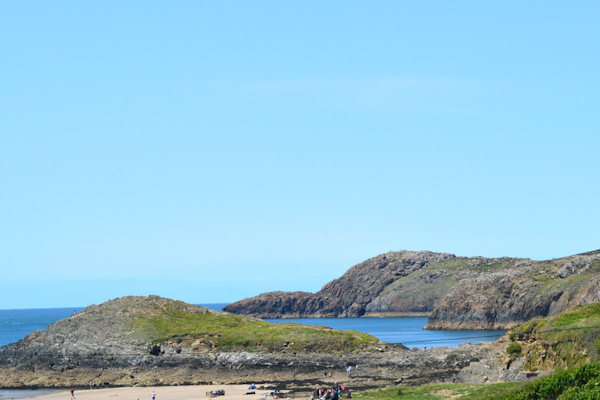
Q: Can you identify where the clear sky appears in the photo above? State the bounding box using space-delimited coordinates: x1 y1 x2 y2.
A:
1 2 599 309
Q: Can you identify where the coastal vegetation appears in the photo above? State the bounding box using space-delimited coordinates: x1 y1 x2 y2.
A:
482 363 600 399
357 363 600 398
355 382 523 399
508 302 600 371
130 298 380 352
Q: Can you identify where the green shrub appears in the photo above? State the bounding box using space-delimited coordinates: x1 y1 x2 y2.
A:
507 342 522 355
490 363 600 400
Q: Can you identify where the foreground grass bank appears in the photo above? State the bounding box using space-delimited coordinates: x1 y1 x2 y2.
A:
356 363 600 399
355 382 523 400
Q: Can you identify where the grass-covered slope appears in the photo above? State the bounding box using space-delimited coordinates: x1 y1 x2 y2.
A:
0 296 381 363
482 363 600 400
129 297 380 352
356 363 600 399
355 382 523 400
508 302 600 370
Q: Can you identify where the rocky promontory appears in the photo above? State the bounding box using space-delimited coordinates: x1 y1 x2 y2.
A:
0 296 521 389
224 249 600 330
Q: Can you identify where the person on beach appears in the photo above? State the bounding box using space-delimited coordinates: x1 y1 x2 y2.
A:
70 388 75 399
89 381 93 390
347 366 352 376
151 391 156 400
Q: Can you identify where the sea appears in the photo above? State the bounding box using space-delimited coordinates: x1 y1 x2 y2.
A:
0 303 505 350
0 303 505 398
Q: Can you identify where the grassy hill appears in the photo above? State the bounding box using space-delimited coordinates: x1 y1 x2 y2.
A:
129 297 380 352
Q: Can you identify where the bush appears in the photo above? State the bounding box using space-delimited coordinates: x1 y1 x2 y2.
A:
490 363 600 400
507 342 522 355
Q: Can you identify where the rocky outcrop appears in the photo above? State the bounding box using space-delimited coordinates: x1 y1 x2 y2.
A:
226 251 457 318
224 250 600 330
0 296 513 388
426 251 600 330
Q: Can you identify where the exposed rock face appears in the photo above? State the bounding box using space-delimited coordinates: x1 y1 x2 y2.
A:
427 251 600 330
226 251 456 318
224 250 600 330
0 295 511 388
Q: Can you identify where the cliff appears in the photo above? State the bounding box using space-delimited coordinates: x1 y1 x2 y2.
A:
224 249 600 330
0 295 513 388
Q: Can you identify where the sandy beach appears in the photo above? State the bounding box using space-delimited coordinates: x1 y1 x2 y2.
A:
35 386 282 400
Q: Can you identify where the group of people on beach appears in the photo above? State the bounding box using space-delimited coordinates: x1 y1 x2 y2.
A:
312 382 351 400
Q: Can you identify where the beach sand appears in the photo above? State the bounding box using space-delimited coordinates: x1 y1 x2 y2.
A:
35 386 282 400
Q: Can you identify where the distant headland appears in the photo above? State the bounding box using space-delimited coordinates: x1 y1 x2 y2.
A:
224 249 600 330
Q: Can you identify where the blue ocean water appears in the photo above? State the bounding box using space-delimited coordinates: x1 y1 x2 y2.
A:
0 305 505 351
0 307 85 348
200 303 228 312
265 317 506 349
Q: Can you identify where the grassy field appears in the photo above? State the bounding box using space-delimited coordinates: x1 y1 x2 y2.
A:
129 299 379 352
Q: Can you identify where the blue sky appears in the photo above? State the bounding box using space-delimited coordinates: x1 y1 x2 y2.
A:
1 2 599 309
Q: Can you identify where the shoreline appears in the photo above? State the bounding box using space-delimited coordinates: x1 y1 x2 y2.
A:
13 385 273 400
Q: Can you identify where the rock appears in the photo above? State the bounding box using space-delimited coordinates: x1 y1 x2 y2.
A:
225 250 600 330
0 296 512 389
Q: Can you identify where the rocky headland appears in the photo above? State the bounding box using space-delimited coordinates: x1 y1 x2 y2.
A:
0 296 524 389
224 249 600 330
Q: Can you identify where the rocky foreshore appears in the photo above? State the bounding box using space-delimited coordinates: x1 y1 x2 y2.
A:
0 341 524 389
224 249 600 330
0 296 529 389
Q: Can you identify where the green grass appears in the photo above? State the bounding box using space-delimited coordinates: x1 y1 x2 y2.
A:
354 382 523 400
355 366 600 400
507 342 522 355
129 299 379 352
508 302 600 370
482 363 600 400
